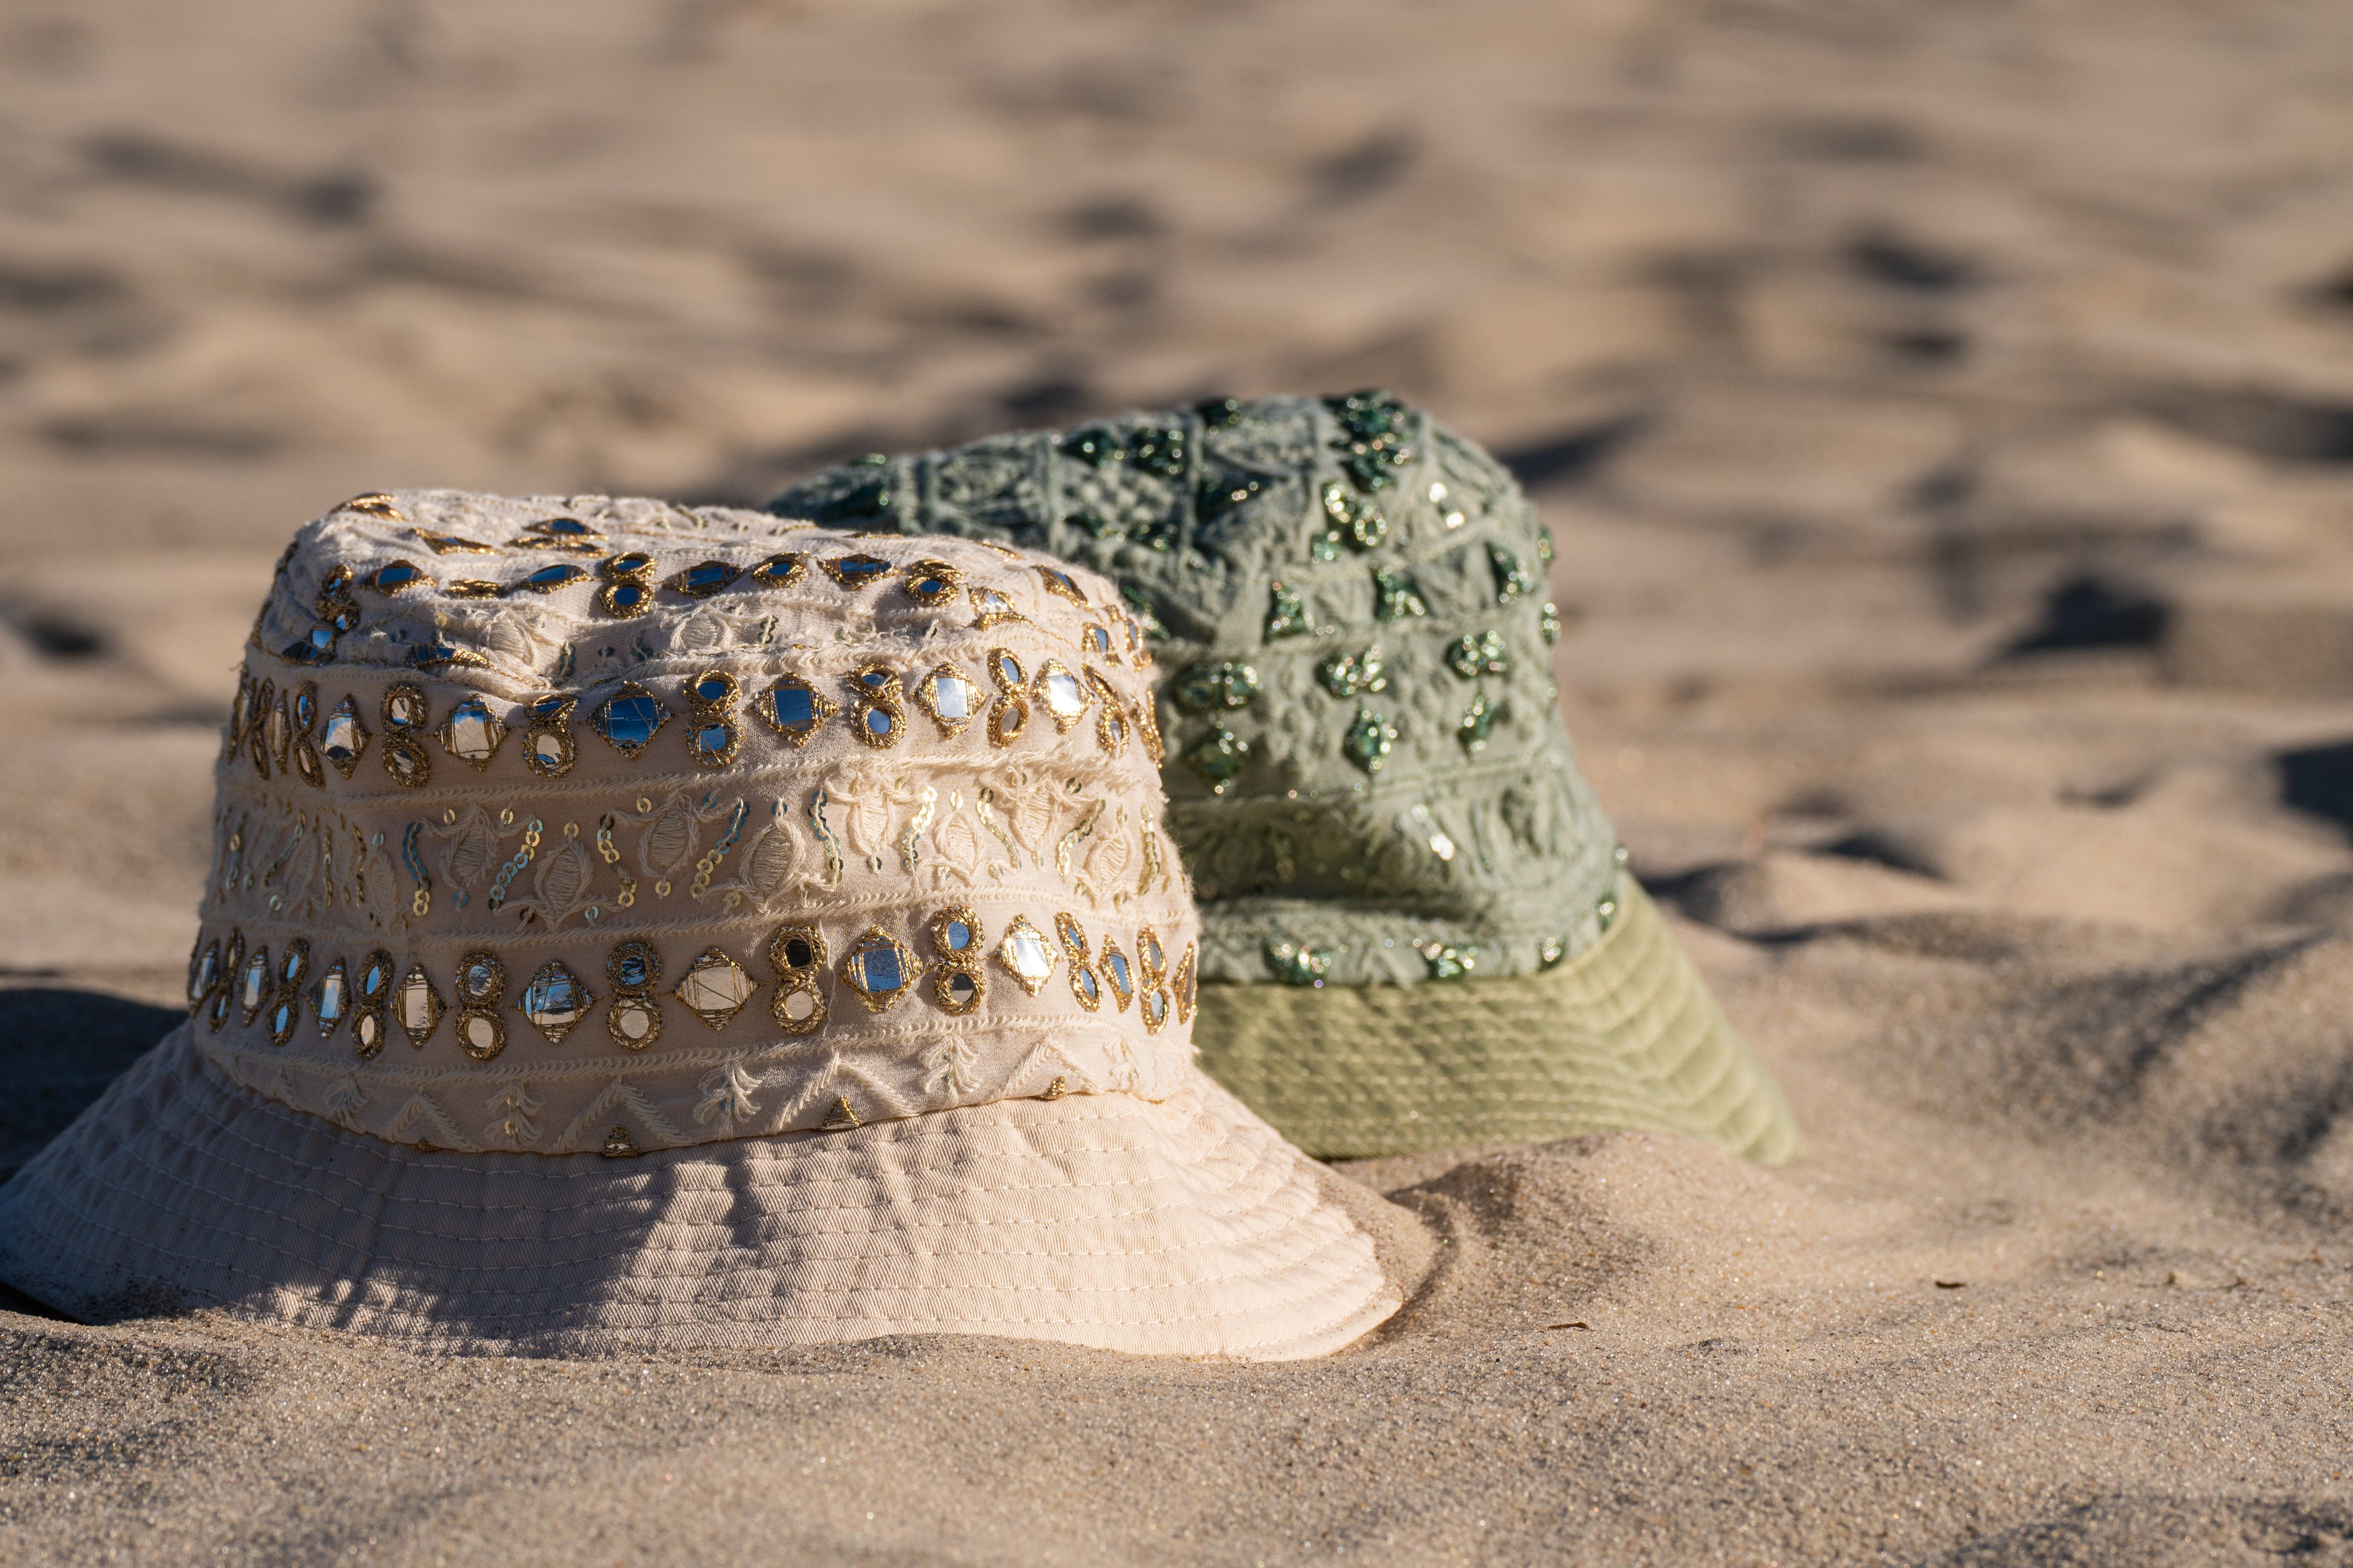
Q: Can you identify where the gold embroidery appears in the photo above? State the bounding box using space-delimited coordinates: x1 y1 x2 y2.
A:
360 561 430 595
265 938 310 1046
381 684 431 789
597 551 657 618
437 694 510 772
1031 659 1090 733
341 493 404 520
1084 668 1129 757
915 663 980 739
352 948 393 1059
247 677 276 780
903 559 964 608
969 585 1025 627
1172 941 1198 1026
928 904 986 1015
666 559 743 599
290 682 326 790
1135 926 1171 1035
672 946 757 1028
605 940 664 1050
590 681 670 759
208 931 245 1032
756 673 834 746
395 964 445 1048
319 694 370 779
453 950 508 1061
1054 913 1103 1012
1078 622 1120 666
986 649 1030 748
1135 690 1166 766
410 528 495 554
996 915 1057 996
768 923 828 1035
839 925 920 1013
682 669 742 769
1035 565 1088 606
845 665 908 749
818 554 893 590
524 694 577 778
518 958 595 1044
1099 937 1135 1013
748 551 807 588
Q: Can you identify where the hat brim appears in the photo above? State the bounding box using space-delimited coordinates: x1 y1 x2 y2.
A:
0 1027 1399 1362
1191 879 1802 1163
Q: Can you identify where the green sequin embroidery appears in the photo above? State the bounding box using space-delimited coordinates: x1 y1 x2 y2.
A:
1175 661 1261 712
1343 708 1397 774
1326 388 1416 493
1457 695 1503 755
1262 940 1334 986
1130 424 1187 479
1062 426 1124 467
1446 629 1509 680
1265 582 1312 640
1489 544 1539 604
1318 647 1387 698
1417 940 1480 981
1371 567 1427 622
1183 725 1251 792
1312 481 1388 560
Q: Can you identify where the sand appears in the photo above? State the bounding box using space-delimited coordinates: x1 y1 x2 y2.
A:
6 0 2353 1561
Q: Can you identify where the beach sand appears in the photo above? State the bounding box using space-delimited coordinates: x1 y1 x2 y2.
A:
5 1 2353 1561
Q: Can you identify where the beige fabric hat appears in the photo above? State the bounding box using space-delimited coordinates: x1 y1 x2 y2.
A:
0 491 1400 1360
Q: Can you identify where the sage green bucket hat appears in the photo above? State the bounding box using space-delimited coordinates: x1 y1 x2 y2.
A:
770 392 1800 1163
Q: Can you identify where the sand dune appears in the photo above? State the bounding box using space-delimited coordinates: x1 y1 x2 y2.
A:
5 0 2353 1562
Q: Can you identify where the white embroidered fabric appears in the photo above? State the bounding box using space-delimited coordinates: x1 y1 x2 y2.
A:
200 493 1200 1155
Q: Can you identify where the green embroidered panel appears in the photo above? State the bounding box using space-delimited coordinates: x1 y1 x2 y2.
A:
770 392 1622 987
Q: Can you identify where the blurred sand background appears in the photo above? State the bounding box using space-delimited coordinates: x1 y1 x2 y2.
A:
7 1 2353 1562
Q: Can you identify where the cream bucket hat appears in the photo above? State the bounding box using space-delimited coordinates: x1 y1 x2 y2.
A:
0 491 1400 1360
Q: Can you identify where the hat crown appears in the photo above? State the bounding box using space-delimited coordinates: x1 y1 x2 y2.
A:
192 491 1199 1156
770 394 1620 989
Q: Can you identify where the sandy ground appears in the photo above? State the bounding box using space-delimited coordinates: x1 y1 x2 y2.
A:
7 1 2353 1562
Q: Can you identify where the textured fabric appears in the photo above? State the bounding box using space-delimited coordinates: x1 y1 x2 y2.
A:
770 393 1616 986
0 1028 1396 1360
191 491 1196 1155
1191 879 1801 1161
